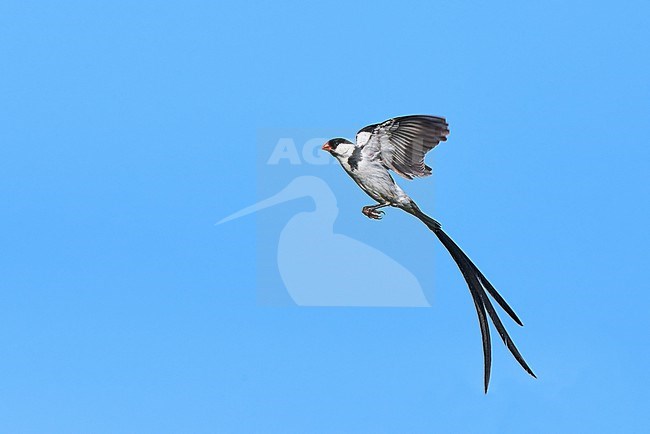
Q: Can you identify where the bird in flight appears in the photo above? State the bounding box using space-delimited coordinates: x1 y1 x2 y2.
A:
322 115 536 392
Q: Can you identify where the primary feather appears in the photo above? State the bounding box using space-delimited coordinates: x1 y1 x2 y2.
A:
357 115 450 180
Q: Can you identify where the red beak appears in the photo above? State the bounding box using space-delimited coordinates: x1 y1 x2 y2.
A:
322 141 332 151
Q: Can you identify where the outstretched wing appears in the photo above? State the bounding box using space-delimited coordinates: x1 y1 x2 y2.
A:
356 115 450 180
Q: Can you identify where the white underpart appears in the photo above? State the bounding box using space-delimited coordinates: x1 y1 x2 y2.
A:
332 140 412 208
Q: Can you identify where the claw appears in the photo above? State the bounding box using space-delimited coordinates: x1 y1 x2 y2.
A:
362 206 385 220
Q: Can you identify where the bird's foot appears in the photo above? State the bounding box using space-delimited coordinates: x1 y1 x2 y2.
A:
362 206 384 220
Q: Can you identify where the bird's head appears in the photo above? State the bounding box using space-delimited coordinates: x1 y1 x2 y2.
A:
322 138 354 158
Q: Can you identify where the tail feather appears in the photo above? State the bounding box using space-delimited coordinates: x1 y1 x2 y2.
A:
410 206 535 392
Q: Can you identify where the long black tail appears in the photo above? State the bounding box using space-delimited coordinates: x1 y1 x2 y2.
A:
409 205 536 393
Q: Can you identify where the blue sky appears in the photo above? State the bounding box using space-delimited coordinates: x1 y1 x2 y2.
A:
1 1 649 432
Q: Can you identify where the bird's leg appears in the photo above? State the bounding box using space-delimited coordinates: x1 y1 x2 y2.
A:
362 203 389 220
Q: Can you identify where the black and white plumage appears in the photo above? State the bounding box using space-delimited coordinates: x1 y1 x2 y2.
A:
323 115 535 393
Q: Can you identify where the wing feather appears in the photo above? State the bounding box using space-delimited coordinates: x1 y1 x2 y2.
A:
357 115 450 180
